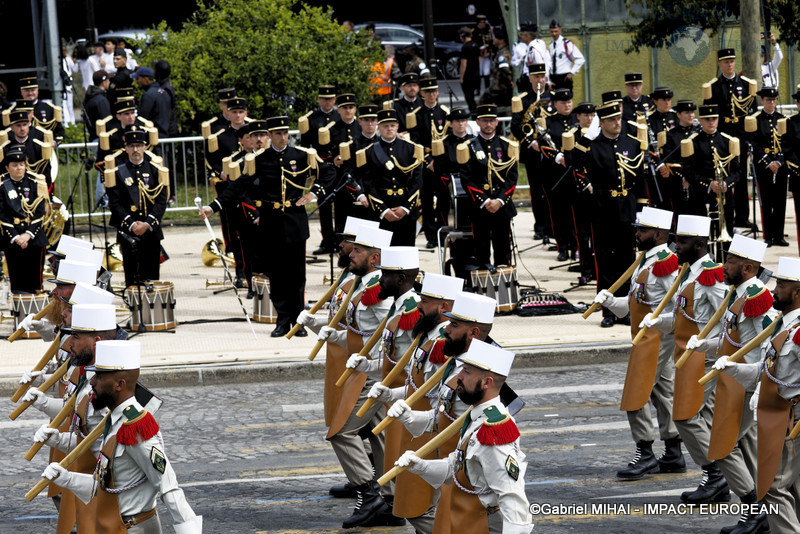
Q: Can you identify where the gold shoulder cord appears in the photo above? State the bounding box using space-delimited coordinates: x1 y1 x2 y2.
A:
711 148 736 178
615 151 645 192
487 154 517 186
137 180 168 218
389 155 423 174
279 164 316 212
731 93 755 117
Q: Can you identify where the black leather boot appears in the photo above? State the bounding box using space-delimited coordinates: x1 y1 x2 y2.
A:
364 495 407 527
329 481 357 498
617 440 658 480
342 480 389 528
657 438 687 473
680 462 730 504
723 490 769 534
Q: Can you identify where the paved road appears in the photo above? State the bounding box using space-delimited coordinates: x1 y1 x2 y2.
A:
2 362 740 533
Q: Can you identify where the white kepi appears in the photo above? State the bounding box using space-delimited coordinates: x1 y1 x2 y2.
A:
443 291 496 324
457 338 516 377
377 246 420 270
726 234 767 263
419 273 464 301
636 206 673 230
773 257 800 281
675 214 712 238
88 340 141 371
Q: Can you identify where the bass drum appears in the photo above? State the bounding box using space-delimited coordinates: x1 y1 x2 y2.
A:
469 266 519 313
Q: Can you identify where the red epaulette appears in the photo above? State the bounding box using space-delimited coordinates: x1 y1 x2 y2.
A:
117 406 159 446
360 278 382 306
651 251 679 277
792 326 800 346
697 261 723 286
397 297 420 331
476 405 520 446
742 285 773 318
428 339 447 365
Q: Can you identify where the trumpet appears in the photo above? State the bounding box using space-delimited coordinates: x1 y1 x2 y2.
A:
205 278 230 288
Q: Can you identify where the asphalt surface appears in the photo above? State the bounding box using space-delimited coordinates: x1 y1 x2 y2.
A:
2 361 742 533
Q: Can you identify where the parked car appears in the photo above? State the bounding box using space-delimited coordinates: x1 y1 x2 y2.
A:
355 23 463 79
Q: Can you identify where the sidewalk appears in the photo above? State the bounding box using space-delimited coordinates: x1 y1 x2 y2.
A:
1 204 793 381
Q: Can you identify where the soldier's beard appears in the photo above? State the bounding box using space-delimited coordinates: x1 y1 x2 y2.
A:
443 332 468 356
456 379 483 405
72 347 94 367
337 251 350 268
636 236 656 251
90 391 114 410
773 293 792 312
412 310 439 338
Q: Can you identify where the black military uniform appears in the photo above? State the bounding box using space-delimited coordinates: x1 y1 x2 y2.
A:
745 87 789 246
509 64 554 241
648 87 677 137
657 99 702 217
108 49 133 104
391 73 422 132
579 103 647 325
565 101 597 284
338 105 380 222
299 85 340 254
15 75 64 145
408 77 451 247
0 146 48 293
357 109 423 246
432 107 473 229
703 48 757 227
621 72 654 125
202 96 248 284
105 128 169 287
681 104 740 238
540 88 579 260
97 98 159 168
787 88 800 245
459 104 519 267
212 116 330 335
2 109 55 194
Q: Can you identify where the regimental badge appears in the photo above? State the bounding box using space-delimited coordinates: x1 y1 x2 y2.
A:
475 150 486 160
622 150 629 158
142 173 150 179
150 446 167 473
724 309 738 332
291 162 297 172
413 347 427 373
124 177 134 187
7 189 17 200
496 150 502 160
505 455 520 480
736 86 743 96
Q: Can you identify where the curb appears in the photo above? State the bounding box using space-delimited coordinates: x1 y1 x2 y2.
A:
0 342 630 395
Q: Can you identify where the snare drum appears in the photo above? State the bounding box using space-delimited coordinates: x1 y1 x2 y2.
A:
252 274 276 324
469 266 519 313
124 281 177 331
11 292 50 339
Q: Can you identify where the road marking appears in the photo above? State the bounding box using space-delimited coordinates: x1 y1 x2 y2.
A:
14 515 58 521
520 418 658 435
281 403 324 412
525 478 577 486
594 488 696 499
516 383 624 397
182 472 342 488
0 418 48 430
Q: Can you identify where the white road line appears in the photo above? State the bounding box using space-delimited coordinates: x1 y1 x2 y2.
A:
521 418 657 435
182 473 340 488
281 403 324 412
0 418 48 430
516 383 624 397
594 488 696 499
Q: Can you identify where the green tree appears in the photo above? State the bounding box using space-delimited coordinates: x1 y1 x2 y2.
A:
139 0 384 133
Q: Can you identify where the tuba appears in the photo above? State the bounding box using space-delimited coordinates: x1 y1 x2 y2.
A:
201 238 236 267
41 196 68 248
103 242 124 272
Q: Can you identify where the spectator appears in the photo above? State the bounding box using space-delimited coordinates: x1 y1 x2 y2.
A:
761 32 782 87
548 20 585 90
458 26 481 113
154 60 178 137
109 48 133 103
84 70 111 140
61 44 78 125
474 15 493 94
83 42 105 89
117 38 138 70
402 44 430 77
0 81 9 111
101 37 117 75
135 66 170 138
479 26 513 109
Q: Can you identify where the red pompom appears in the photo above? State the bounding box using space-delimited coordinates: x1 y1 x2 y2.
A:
697 266 723 286
360 283 382 307
743 289 773 318
428 339 447 365
116 411 159 446
651 254 679 277
792 327 800 346
398 308 420 331
476 417 520 446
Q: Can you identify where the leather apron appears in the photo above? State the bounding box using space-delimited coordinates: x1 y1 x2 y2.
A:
324 278 355 427
434 439 490 534
432 371 465 533
94 435 129 533
381 315 409 478
672 282 706 420
621 269 664 411
708 297 746 459
54 366 80 534
65 390 100 534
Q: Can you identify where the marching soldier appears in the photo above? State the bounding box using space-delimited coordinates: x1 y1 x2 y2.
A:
0 145 48 293
315 226 396 528
510 63 554 242
391 73 422 133
299 85 340 255
105 128 170 287
538 88 578 261
592 207 685 480
459 104 519 269
697 235 774 532
577 102 647 328
745 86 789 247
714 257 800 532
15 74 64 144
640 214 731 504
201 115 330 336
1 108 55 192
681 104 740 237
407 77 450 248
656 99 701 218
42 340 202 533
394 340 533 533
621 72 653 124
357 109 423 246
703 48 757 228
201 96 249 286
366 273 463 531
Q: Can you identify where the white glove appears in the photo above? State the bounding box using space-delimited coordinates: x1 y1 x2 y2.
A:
317 325 337 341
19 314 55 341
21 388 46 406
368 383 402 404
18 313 35 332
712 357 761 388
20 388 59 417
395 449 426 474
687 335 711 353
19 369 44 386
42 463 94 504
395 450 450 487
388 399 412 420
593 290 615 306
387 400 431 437
639 312 671 334
750 384 760 422
346 354 369 372
34 424 58 444
173 516 203 534
42 462 71 487
296 310 316 327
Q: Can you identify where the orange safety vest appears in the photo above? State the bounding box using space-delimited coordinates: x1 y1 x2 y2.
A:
369 57 395 96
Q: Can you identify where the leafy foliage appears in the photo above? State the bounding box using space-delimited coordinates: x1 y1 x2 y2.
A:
623 0 799 53
139 0 383 133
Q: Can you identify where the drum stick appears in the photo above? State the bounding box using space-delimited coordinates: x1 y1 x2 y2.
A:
632 263 688 345
373 356 453 436
24 394 78 461
287 268 346 340
9 360 70 421
676 286 735 369
8 300 55 342
194 197 257 340
357 333 423 418
308 279 359 361
582 251 645 319
11 336 62 402
698 313 783 386
335 313 390 387
378 406 472 486
25 412 110 501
